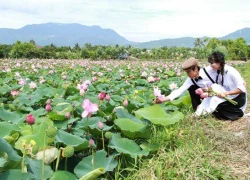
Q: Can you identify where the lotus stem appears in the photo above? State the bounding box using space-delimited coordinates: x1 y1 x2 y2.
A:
42 134 46 180
65 157 68 171
92 148 95 170
55 148 62 171
102 130 105 150
21 152 26 173
30 125 33 134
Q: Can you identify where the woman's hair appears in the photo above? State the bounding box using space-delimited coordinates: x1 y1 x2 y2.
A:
208 51 225 74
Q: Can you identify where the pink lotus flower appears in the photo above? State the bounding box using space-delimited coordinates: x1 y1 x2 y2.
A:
10 90 20 97
18 78 26 86
195 88 204 95
141 71 147 77
81 99 98 118
26 114 35 125
29 82 37 89
98 92 106 101
169 82 178 90
147 76 155 82
153 86 164 98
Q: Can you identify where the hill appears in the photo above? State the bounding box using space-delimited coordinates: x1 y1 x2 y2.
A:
0 23 249 48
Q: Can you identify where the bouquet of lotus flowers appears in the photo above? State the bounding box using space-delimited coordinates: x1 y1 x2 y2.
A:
195 86 238 105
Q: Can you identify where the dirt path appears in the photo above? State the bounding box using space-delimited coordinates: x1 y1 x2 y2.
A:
221 115 250 179
204 107 250 179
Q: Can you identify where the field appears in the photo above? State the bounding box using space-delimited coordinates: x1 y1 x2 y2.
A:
0 59 249 179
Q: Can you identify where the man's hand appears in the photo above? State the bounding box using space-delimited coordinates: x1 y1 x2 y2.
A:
155 98 163 104
154 96 170 104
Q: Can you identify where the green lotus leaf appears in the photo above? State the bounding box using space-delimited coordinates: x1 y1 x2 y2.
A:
74 150 117 178
140 143 160 152
0 108 23 124
114 118 150 139
13 93 42 106
3 132 19 146
0 169 31 180
79 168 104 180
0 138 22 162
135 79 148 85
15 121 50 151
55 129 88 151
111 95 124 102
47 102 73 121
108 133 149 158
0 85 11 95
166 70 175 76
50 171 78 180
54 117 80 130
65 86 79 96
25 157 54 180
134 105 183 126
157 80 169 88
169 94 190 106
0 122 19 138
0 157 7 168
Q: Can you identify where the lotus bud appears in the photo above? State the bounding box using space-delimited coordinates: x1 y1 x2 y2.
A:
46 99 51 104
45 103 52 112
92 76 98 82
98 121 104 130
105 94 110 101
122 99 128 107
195 88 204 95
89 139 95 147
65 112 71 119
26 114 35 125
98 92 106 101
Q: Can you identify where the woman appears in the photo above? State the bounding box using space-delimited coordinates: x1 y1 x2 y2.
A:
195 51 247 120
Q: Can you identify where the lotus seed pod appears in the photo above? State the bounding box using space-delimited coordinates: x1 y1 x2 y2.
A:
105 132 112 139
62 145 74 158
46 127 57 138
32 144 39 155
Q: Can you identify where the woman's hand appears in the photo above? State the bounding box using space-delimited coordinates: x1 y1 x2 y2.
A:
216 91 228 98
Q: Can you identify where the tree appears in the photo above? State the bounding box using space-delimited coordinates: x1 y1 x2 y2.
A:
0 44 12 58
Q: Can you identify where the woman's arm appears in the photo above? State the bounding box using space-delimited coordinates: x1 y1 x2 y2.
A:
217 88 242 98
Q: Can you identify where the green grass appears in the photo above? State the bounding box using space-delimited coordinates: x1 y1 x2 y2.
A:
122 62 250 180
124 115 231 180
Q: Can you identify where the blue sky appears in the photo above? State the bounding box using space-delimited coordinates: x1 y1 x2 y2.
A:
0 0 249 42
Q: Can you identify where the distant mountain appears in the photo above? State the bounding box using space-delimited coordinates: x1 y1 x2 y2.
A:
219 27 250 42
0 23 249 48
133 37 197 49
0 23 131 46
136 28 250 48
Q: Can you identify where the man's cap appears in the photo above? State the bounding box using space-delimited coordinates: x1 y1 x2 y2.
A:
181 58 198 71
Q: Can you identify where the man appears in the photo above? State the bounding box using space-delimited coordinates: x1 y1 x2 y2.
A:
156 57 217 111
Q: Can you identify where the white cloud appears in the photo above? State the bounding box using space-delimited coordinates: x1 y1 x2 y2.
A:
0 0 249 42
